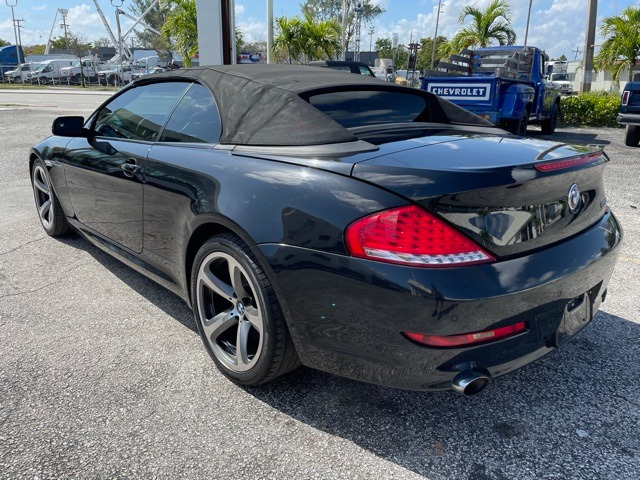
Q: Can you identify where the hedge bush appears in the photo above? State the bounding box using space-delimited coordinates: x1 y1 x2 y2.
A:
560 91 621 127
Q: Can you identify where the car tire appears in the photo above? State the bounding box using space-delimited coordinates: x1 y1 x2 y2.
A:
541 104 559 134
191 233 300 385
624 125 640 147
31 159 70 237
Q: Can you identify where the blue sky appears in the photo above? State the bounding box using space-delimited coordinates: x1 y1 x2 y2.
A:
2 1 640 59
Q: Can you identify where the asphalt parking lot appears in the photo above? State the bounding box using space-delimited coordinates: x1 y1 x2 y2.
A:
1 90 639 479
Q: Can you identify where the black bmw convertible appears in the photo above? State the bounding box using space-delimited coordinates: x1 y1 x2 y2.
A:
30 65 621 395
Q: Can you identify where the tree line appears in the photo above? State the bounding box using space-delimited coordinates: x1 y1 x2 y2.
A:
1 0 638 81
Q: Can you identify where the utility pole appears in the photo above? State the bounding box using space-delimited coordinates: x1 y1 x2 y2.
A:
368 27 374 66
353 2 364 62
580 0 597 93
5 0 22 64
59 7 69 50
266 0 273 63
430 0 442 69
523 0 533 47
341 0 349 60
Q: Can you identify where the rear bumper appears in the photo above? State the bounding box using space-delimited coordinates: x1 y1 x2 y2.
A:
617 113 640 125
257 210 622 391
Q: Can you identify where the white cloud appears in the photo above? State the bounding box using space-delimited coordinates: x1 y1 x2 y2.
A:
235 4 245 16
370 0 601 59
33 4 48 12
237 20 267 43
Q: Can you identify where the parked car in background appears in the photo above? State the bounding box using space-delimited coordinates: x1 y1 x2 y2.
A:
549 72 574 95
60 59 102 85
29 65 621 396
422 46 561 135
308 60 376 77
98 65 135 86
26 59 75 84
617 81 640 147
3 63 40 82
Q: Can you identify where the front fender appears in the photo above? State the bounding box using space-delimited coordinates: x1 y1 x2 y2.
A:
30 137 75 218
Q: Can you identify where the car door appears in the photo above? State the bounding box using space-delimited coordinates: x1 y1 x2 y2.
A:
63 81 190 253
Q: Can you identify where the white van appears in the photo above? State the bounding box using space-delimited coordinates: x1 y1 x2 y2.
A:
4 63 40 82
26 59 76 84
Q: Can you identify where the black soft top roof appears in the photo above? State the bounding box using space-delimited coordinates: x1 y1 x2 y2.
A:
137 65 490 146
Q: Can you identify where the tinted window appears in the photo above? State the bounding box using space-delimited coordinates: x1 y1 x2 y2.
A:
94 82 189 141
159 83 222 143
308 90 429 127
359 66 375 77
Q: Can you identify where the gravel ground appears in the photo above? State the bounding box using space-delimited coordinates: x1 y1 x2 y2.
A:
0 98 639 480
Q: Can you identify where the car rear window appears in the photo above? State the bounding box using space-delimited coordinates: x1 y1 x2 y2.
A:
308 90 429 127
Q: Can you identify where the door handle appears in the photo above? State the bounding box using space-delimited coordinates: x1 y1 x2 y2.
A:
121 158 139 177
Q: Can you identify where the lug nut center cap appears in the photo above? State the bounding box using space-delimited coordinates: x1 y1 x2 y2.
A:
237 302 245 315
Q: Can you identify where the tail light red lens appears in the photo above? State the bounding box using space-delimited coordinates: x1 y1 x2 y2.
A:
535 152 605 172
345 205 494 267
404 322 527 348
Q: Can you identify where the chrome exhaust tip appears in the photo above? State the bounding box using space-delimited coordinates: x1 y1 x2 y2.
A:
452 369 491 396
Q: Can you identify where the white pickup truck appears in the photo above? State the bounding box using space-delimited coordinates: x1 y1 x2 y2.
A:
60 60 102 84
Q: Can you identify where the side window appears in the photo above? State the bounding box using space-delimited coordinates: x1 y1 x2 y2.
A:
159 83 222 144
359 66 375 77
93 82 189 141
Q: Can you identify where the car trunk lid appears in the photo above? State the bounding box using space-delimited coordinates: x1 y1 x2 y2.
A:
351 133 609 257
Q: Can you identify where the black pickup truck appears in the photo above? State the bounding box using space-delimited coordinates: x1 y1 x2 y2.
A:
618 82 640 147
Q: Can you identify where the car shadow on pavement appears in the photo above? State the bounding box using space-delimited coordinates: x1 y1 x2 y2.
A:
56 233 196 333
528 127 611 146
247 311 639 479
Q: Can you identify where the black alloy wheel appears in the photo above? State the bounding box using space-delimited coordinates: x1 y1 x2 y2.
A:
31 159 70 237
191 234 299 385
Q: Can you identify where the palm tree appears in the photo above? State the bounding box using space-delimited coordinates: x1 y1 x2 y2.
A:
449 0 516 52
161 0 197 67
273 16 304 64
300 13 341 61
594 6 640 82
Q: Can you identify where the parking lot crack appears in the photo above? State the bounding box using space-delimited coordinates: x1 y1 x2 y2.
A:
0 262 88 299
0 236 47 256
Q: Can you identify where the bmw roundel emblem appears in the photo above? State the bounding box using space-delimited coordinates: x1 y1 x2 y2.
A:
567 183 581 213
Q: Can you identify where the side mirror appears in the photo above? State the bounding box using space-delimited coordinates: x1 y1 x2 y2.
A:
52 116 86 137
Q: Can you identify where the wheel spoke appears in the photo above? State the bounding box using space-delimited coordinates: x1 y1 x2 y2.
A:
202 309 238 341
244 305 263 335
39 200 52 221
229 260 252 301
235 320 252 367
199 268 234 302
34 177 49 195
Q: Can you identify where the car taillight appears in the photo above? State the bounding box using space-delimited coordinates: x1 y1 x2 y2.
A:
403 322 527 348
621 91 630 106
535 152 605 172
344 205 494 267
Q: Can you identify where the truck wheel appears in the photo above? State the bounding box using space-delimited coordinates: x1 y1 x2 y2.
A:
72 74 81 85
541 105 559 135
624 125 640 147
505 112 528 136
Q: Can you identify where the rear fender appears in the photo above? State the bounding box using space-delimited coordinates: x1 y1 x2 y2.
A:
500 83 535 121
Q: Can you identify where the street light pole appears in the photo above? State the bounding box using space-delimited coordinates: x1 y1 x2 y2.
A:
430 0 442 70
523 0 533 47
369 27 374 66
6 0 22 64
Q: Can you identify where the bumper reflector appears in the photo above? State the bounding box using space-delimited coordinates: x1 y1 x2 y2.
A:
404 322 527 348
